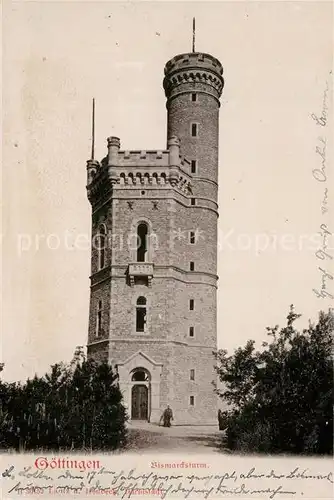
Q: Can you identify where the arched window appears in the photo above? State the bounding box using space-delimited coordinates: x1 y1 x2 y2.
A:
98 225 106 270
131 369 150 381
96 300 103 336
136 296 147 333
137 223 148 262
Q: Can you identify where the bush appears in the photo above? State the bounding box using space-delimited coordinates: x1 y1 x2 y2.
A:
226 408 273 454
0 348 128 451
215 307 333 455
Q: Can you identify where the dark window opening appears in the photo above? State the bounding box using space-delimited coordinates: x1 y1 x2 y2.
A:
190 369 195 381
191 160 197 174
131 370 149 381
134 276 147 286
191 198 196 206
136 296 147 333
137 223 148 262
190 262 195 271
190 231 195 244
191 123 198 137
96 300 102 336
98 226 106 270
191 93 197 102
190 299 194 310
190 396 195 406
189 326 194 337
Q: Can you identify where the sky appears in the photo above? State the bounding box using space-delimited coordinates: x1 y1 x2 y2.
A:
1 1 333 383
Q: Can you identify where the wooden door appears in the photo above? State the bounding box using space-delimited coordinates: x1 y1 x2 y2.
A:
131 385 148 420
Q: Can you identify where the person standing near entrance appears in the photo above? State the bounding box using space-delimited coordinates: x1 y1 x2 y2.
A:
160 405 174 427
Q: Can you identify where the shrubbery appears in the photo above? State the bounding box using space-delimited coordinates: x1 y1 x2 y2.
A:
0 348 128 451
215 307 333 455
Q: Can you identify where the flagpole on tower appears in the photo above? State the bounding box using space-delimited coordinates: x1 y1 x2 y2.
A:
192 17 196 53
91 98 95 160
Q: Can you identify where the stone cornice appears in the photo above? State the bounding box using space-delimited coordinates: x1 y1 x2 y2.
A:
87 338 216 349
90 265 218 288
91 193 219 217
165 89 221 107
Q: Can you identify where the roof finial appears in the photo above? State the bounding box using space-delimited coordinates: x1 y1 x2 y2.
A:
192 17 196 53
91 98 95 160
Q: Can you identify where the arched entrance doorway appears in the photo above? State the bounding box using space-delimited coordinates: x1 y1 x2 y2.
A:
131 385 148 420
130 368 150 421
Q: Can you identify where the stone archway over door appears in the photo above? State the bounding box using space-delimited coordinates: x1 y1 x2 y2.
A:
116 351 163 424
131 385 148 420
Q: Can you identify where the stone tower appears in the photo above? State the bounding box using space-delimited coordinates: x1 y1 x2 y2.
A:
86 50 224 425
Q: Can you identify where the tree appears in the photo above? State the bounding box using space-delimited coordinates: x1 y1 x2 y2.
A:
0 348 128 451
214 307 333 455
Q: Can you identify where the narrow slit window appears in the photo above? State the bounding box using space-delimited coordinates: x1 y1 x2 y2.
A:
190 231 195 244
191 123 198 137
98 226 106 270
190 299 194 311
191 160 197 174
190 369 195 381
191 198 196 206
96 300 103 336
190 396 195 406
189 326 194 337
136 296 147 333
190 262 195 271
191 93 197 102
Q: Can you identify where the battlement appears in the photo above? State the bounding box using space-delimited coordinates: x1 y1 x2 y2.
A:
164 52 223 76
163 52 224 99
118 150 169 166
86 136 193 204
116 150 190 169
89 136 190 171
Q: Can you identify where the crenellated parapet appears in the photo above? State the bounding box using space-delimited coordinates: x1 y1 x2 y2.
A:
118 150 169 165
163 52 224 101
86 136 193 206
164 52 223 75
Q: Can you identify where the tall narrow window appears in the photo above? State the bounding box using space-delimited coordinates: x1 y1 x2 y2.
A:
191 198 196 206
191 160 197 174
191 123 198 137
190 231 196 244
190 396 195 406
136 296 147 333
190 261 195 271
137 223 148 262
189 299 194 311
189 326 194 337
191 93 197 102
98 225 106 270
96 300 102 336
190 369 195 381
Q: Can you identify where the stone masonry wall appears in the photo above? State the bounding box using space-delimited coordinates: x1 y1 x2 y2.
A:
87 50 223 425
167 92 220 185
